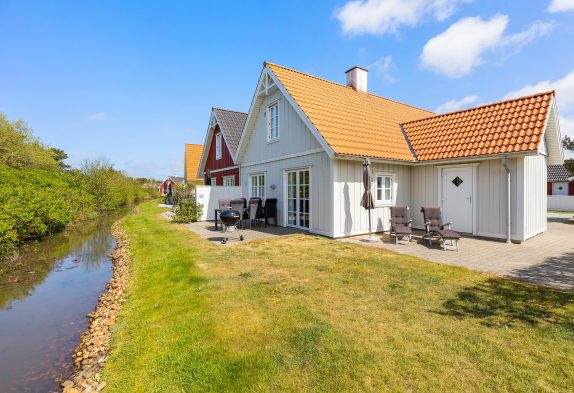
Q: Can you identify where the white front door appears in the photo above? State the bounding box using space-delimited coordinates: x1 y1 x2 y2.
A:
286 169 310 229
442 167 473 233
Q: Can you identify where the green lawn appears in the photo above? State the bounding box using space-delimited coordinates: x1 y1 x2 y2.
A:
102 200 574 392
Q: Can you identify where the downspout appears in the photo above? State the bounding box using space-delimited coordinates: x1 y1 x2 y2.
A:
501 155 511 243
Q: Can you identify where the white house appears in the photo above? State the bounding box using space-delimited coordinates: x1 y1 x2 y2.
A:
233 62 564 242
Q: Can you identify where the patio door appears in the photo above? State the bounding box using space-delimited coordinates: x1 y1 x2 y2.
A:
442 167 473 233
286 169 310 229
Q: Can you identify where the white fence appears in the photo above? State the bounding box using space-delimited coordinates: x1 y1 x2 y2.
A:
195 185 242 221
548 195 574 211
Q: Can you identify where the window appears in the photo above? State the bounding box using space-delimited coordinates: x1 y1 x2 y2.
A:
215 133 222 160
250 174 265 198
375 174 394 204
223 176 235 186
267 103 279 141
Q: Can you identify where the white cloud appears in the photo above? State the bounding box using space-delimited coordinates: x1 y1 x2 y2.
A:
86 112 108 121
548 0 574 13
335 0 469 36
435 95 479 113
504 69 574 140
420 15 555 77
369 56 398 83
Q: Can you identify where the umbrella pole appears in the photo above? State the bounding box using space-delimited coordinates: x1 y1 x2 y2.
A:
368 209 372 237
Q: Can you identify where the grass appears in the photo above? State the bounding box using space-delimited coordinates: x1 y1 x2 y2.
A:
548 210 574 214
102 200 574 392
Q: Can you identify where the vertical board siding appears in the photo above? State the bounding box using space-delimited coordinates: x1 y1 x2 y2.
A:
333 159 411 237
523 154 547 238
240 152 332 236
544 104 563 166
241 89 322 164
410 165 438 229
205 125 235 171
475 158 520 239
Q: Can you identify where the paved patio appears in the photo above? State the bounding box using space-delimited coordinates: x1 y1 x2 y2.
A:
183 220 302 245
342 216 574 291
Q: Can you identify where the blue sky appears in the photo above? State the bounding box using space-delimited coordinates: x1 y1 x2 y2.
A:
1 0 573 179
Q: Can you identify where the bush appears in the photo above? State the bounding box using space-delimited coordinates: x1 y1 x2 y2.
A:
172 200 203 223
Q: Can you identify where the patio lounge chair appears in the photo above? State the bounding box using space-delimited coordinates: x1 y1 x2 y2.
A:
389 206 412 245
420 207 461 251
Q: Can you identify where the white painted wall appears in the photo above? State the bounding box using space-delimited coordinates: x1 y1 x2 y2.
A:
333 158 411 237
195 185 242 221
240 89 322 164
548 195 574 211
522 154 547 239
240 152 332 236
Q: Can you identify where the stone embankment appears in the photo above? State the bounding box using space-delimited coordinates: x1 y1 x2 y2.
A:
61 223 131 393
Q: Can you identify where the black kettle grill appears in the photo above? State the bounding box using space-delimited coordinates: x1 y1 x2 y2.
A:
219 208 244 244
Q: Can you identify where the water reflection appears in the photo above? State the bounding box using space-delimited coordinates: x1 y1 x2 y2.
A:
0 210 126 393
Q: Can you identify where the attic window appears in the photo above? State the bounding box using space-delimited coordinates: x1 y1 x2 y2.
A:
215 133 222 160
267 102 279 142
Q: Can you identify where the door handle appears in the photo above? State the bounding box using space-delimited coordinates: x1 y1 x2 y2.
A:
466 196 472 203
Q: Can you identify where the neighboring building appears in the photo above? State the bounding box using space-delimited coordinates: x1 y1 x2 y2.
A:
197 107 247 186
547 164 574 195
233 62 563 242
158 176 185 195
184 143 204 183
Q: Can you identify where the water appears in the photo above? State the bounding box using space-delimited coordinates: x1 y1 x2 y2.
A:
0 212 126 392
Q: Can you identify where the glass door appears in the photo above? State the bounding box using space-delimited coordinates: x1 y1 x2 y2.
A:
286 169 309 229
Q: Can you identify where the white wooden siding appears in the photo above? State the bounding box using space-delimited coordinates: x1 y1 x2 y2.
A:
523 154 547 239
410 165 439 229
333 159 411 237
475 158 521 240
240 152 332 236
544 102 563 166
240 89 322 164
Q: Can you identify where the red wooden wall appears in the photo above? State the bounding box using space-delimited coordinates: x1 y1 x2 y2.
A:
211 168 240 186
204 125 235 171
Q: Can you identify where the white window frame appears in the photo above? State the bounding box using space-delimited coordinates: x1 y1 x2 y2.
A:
375 174 395 205
223 176 235 186
215 133 222 160
266 102 279 142
249 173 265 199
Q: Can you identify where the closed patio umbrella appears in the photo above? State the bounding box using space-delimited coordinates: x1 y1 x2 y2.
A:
361 157 378 242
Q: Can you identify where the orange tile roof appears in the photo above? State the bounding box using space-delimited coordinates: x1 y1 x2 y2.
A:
185 143 203 182
402 91 554 161
267 63 434 161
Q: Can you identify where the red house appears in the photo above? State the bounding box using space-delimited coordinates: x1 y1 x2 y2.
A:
197 108 247 186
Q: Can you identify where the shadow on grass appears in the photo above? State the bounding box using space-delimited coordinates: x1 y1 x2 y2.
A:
507 251 574 291
439 277 574 329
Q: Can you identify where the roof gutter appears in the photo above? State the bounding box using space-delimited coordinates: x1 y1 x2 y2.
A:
501 155 512 244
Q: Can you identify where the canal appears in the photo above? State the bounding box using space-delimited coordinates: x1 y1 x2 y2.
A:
0 211 126 392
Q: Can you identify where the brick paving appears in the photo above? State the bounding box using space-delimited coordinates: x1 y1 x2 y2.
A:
342 218 574 291
183 220 302 245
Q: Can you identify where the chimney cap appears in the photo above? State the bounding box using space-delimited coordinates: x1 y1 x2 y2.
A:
345 66 368 74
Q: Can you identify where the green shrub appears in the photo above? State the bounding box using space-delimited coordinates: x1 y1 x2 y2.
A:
172 200 203 223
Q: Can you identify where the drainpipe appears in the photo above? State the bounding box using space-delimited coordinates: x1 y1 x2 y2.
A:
501 155 511 243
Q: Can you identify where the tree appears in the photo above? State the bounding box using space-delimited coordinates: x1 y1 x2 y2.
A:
563 137 574 174
49 147 71 171
0 113 59 170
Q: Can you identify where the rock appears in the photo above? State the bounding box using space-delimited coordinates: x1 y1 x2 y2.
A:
61 224 132 392
61 380 73 388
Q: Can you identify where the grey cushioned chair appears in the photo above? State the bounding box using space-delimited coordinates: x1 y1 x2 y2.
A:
420 207 461 251
389 206 412 245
